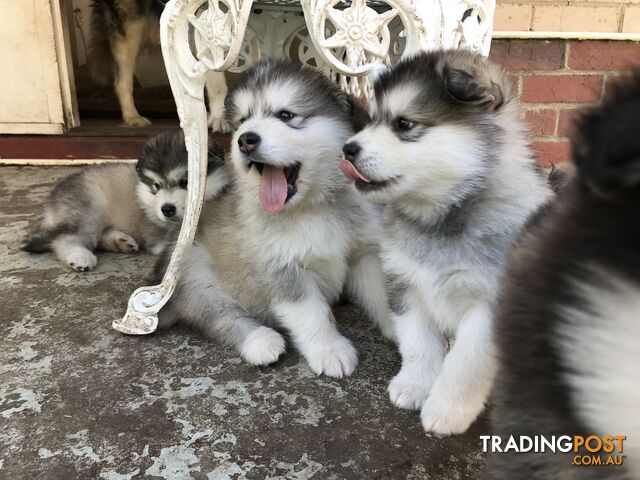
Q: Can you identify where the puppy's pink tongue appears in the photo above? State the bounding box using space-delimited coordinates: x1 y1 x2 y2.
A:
340 159 370 183
259 164 288 214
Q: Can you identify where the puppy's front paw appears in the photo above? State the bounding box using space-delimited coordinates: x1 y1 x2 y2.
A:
207 112 231 133
65 248 97 272
388 370 433 410
420 391 485 436
305 335 358 379
240 327 286 366
115 235 139 254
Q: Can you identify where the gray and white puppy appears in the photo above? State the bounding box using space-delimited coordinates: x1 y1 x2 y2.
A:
341 50 553 435
155 59 392 378
22 131 227 271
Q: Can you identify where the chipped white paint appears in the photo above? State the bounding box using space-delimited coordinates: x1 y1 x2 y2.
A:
212 433 237 446
207 456 257 480
31 356 52 374
176 418 215 445
0 388 42 418
38 448 61 459
145 418 215 480
67 429 116 464
117 0 496 336
7 314 44 340
18 341 38 361
272 453 323 479
127 377 217 413
145 444 201 479
132 444 150 460
99 469 141 480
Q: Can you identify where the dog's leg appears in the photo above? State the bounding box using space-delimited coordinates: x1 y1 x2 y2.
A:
272 277 358 378
205 71 230 133
111 19 150 127
388 301 447 410
159 245 286 366
420 304 496 435
51 234 98 272
98 228 139 253
345 249 395 341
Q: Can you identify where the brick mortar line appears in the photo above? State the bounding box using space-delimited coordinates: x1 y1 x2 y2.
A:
521 103 597 109
532 137 571 142
507 70 630 75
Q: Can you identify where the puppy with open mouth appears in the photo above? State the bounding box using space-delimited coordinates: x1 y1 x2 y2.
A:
155 59 393 377
341 50 553 434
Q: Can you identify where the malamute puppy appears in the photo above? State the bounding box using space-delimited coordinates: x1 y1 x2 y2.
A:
22 131 227 271
89 0 229 131
340 50 553 434
155 59 393 377
489 73 640 479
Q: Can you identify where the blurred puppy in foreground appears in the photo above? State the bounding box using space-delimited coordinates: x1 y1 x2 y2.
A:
489 73 640 479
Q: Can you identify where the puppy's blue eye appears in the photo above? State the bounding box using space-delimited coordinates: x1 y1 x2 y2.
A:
277 110 295 121
395 117 415 131
179 179 188 189
239 116 248 123
152 183 161 193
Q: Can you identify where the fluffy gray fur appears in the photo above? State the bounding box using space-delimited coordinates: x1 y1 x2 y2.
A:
341 50 553 435
22 130 227 271
155 59 393 378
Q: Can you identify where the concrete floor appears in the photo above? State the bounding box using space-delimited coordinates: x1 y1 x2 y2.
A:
0 166 487 479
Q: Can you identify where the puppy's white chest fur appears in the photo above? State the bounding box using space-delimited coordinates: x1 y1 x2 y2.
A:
249 206 353 301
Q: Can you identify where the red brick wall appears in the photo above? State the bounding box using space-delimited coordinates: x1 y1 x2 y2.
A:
490 39 640 166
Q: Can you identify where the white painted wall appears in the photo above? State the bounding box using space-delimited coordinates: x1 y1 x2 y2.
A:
0 0 73 134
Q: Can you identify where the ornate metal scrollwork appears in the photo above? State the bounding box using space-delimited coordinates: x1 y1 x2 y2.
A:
115 0 495 335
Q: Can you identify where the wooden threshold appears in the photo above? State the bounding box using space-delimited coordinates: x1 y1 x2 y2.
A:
0 117 231 161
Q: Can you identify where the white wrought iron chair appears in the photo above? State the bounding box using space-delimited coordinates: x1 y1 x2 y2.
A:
114 0 496 335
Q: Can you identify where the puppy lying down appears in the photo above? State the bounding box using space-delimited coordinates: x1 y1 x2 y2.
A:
23 131 227 271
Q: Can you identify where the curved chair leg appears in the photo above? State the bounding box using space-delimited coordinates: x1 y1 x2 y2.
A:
114 0 253 335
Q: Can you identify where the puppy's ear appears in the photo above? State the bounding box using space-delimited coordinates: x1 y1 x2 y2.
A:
570 72 640 193
334 89 371 132
573 107 640 192
347 95 372 132
443 66 504 111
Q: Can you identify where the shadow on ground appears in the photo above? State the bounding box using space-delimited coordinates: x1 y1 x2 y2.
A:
0 167 487 479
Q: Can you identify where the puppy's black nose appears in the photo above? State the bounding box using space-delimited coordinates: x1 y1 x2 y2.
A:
238 132 261 154
161 204 176 218
343 142 362 162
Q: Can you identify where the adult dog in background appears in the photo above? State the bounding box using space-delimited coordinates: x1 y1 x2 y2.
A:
340 50 553 435
89 0 230 130
155 59 393 377
489 73 640 479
